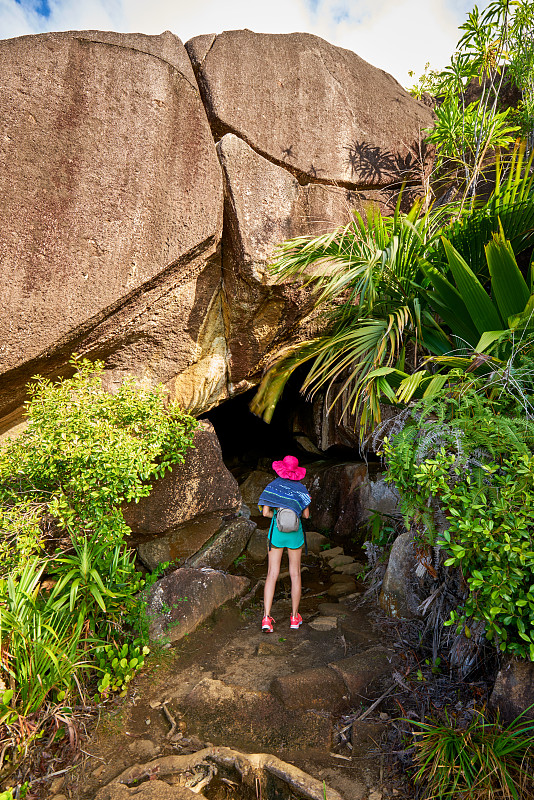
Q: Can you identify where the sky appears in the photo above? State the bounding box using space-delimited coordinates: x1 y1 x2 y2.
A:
0 0 488 88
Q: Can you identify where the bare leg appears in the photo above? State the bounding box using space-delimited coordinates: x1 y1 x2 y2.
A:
288 547 303 617
264 546 284 618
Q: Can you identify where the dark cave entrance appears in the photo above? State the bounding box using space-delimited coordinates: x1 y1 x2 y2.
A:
201 369 360 481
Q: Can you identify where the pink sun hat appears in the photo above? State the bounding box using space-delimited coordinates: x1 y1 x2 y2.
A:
272 455 306 481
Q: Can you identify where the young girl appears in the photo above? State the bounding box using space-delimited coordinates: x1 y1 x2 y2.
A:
258 455 311 633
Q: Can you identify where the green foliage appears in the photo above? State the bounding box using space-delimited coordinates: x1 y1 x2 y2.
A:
439 453 534 659
0 560 87 715
95 639 150 700
383 383 534 659
0 503 44 578
426 97 519 180
0 356 198 564
252 147 534 431
251 201 452 430
48 535 145 641
366 510 399 549
0 357 198 719
409 707 534 800
410 1 534 201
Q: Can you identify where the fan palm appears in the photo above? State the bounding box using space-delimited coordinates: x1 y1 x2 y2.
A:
250 200 452 430
250 148 534 432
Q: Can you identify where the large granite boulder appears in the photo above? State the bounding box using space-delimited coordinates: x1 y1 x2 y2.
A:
146 567 249 644
239 469 273 517
186 30 435 191
0 30 224 420
0 27 435 438
185 517 256 570
305 461 369 536
126 421 241 568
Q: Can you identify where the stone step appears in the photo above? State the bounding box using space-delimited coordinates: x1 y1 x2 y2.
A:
317 602 349 617
338 611 382 648
334 561 366 576
328 647 396 699
326 577 357 597
319 546 344 560
309 616 338 631
328 554 355 568
270 666 349 713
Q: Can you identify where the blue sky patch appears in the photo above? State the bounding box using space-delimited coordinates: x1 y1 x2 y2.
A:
14 0 52 18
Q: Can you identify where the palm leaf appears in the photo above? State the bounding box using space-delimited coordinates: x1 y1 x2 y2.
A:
441 237 503 333
485 230 530 322
249 340 322 423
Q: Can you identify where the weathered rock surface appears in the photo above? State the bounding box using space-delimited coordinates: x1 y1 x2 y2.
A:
337 609 381 648
328 647 395 698
306 462 368 536
327 578 357 597
217 132 359 386
305 530 330 554
146 567 249 644
379 532 425 619
320 547 344 560
306 461 399 539
309 616 339 631
1 26 434 441
335 562 365 576
490 659 534 723
239 469 273 516
317 603 349 617
186 30 434 189
0 29 224 419
328 554 355 568
125 421 240 557
186 517 256 570
182 678 333 751
246 527 269 561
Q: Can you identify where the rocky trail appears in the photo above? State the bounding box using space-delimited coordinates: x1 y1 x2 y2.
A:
65 540 401 800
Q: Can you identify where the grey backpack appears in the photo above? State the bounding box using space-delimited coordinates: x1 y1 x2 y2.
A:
276 508 300 533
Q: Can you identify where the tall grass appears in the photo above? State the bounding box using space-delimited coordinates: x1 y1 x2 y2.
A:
410 708 534 799
0 560 88 716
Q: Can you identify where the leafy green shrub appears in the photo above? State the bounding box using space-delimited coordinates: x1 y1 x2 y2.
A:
0 356 198 564
48 534 145 641
409 0 533 201
438 453 534 659
0 560 88 714
0 357 198 717
409 707 534 800
384 385 534 659
95 640 150 700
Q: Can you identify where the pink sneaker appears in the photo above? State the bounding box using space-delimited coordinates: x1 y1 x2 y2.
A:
262 615 275 633
290 613 303 629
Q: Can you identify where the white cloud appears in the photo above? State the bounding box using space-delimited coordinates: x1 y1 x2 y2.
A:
0 0 487 87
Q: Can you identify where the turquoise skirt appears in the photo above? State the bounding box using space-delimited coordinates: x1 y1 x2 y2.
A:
268 515 305 550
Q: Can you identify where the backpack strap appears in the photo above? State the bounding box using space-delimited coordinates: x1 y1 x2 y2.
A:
302 515 308 556
268 511 276 551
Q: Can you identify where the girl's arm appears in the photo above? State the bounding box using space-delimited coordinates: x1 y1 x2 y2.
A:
302 506 310 519
262 505 274 519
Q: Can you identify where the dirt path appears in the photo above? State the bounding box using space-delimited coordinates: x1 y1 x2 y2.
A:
70 546 397 800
